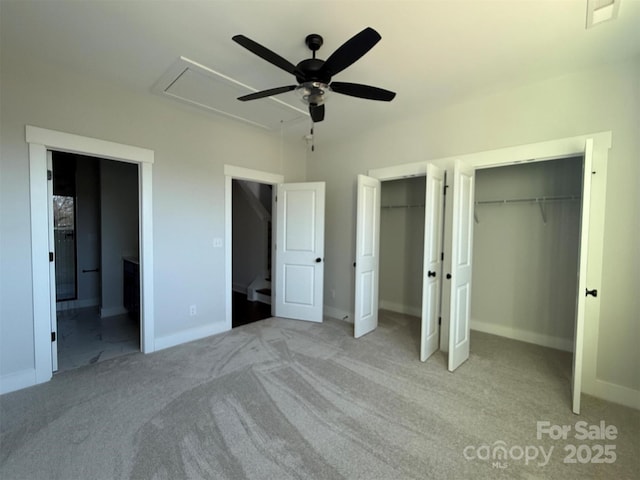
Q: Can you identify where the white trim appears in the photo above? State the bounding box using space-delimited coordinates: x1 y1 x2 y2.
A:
0 369 37 395
100 306 128 318
588 379 640 410
428 132 611 170
225 165 284 330
471 319 573 352
139 162 155 353
368 162 427 181
154 322 228 351
224 164 284 184
26 126 154 164
27 126 155 390
379 300 422 318
56 298 99 312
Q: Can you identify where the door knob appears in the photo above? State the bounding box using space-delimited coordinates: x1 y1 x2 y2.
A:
586 288 598 297
446 273 452 279
315 257 322 263
427 270 436 278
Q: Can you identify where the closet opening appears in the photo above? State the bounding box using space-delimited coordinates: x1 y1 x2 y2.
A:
379 176 427 354
470 156 583 385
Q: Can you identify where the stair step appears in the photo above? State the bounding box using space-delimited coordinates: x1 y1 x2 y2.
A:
256 288 271 296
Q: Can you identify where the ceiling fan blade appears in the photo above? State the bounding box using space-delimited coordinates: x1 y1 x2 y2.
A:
232 35 298 75
238 85 297 101
309 104 325 122
330 82 396 101
321 27 381 77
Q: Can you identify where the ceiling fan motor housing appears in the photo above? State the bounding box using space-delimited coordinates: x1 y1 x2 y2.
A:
295 58 330 84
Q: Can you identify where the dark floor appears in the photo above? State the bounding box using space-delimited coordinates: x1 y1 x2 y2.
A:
232 291 271 328
56 306 140 372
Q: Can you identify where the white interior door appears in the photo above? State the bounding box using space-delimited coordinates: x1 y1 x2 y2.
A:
448 160 475 371
572 138 594 415
274 182 325 323
421 164 445 361
354 174 381 338
47 151 58 372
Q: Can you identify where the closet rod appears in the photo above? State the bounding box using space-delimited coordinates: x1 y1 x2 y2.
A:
474 194 579 224
475 194 579 206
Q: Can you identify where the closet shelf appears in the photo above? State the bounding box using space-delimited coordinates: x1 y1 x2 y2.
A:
475 194 579 206
474 194 580 224
381 204 425 209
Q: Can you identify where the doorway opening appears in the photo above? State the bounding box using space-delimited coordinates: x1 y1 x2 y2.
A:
52 152 140 372
470 156 583 389
379 176 426 353
231 179 273 328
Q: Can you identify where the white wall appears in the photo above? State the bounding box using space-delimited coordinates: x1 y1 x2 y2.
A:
99 159 139 317
309 58 640 402
0 52 306 386
471 158 582 351
75 157 100 307
379 177 425 315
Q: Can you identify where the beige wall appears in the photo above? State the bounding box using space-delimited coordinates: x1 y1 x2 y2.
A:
0 54 306 383
309 58 640 399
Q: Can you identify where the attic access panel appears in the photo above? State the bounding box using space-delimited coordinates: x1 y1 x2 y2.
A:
154 57 308 130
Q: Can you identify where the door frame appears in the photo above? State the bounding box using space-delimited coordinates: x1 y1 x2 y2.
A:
224 165 284 330
27 125 155 385
363 131 612 405
435 132 611 406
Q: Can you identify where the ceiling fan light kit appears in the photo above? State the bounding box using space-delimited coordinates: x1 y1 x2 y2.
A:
232 27 396 126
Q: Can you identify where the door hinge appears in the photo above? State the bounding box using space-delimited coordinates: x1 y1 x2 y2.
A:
47 170 52 181
586 288 598 297
438 317 441 326
51 332 56 342
444 185 449 195
49 252 54 262
441 252 444 261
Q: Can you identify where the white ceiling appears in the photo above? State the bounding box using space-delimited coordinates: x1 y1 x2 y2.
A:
2 0 639 143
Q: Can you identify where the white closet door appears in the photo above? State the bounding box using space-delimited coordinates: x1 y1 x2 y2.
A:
274 182 325 323
421 164 445 361
572 139 594 415
448 161 475 372
354 174 381 338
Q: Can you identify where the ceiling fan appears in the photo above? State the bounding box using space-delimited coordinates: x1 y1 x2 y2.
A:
232 27 396 123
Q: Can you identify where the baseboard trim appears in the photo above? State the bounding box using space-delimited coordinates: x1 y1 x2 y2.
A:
100 306 128 318
379 300 421 318
56 298 99 312
471 319 573 352
324 305 352 323
0 368 37 395
583 378 640 410
232 283 247 294
154 322 229 352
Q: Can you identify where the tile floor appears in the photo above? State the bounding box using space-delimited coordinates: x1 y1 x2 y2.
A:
56 306 140 372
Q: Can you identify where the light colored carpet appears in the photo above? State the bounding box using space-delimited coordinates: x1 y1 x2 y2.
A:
1 311 638 479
